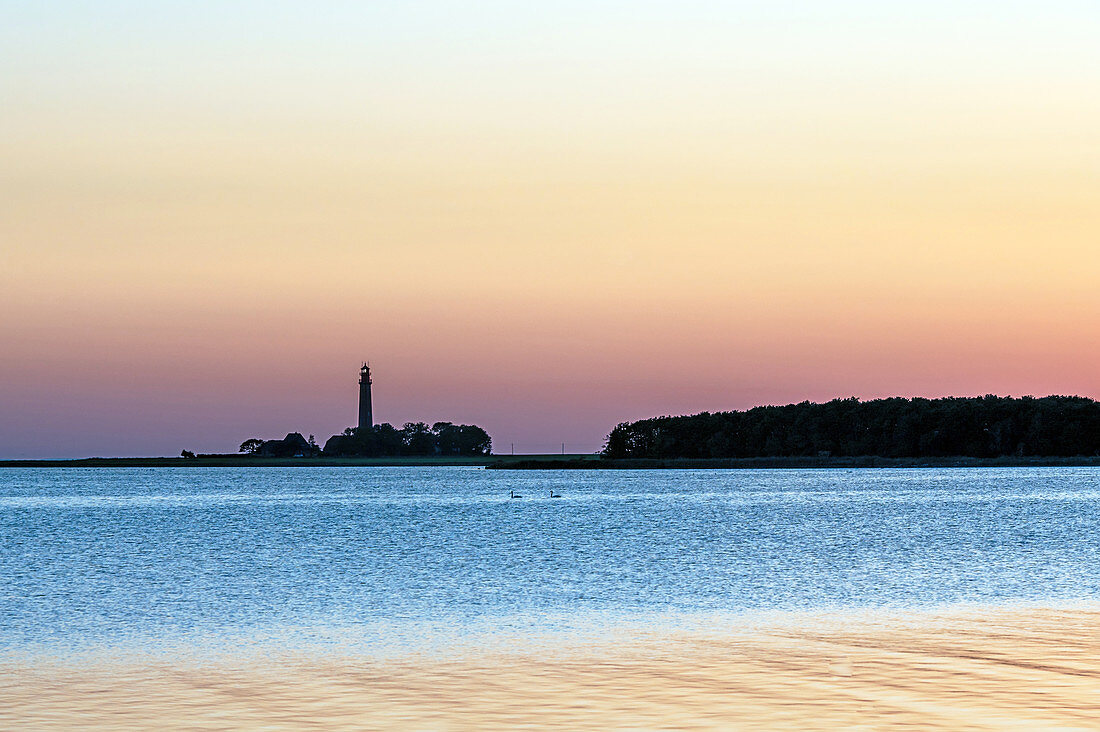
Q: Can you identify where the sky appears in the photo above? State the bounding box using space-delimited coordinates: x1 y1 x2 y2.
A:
2 1 1100 457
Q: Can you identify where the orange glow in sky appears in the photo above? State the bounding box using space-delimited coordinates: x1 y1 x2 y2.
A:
3 3 1099 456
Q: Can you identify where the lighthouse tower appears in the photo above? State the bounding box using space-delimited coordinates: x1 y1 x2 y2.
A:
358 363 373 430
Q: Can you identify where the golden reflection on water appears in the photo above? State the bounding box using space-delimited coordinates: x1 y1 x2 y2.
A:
3 608 1100 730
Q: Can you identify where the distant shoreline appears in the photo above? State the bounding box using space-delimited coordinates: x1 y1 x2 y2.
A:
0 454 595 468
4 454 1100 469
489 455 1100 470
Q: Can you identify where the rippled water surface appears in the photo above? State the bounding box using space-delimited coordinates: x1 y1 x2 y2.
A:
3 467 1100 657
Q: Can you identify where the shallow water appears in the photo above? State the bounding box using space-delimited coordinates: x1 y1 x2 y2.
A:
8 607 1100 730
2 467 1100 659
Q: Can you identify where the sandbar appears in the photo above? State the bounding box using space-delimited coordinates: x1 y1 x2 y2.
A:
3 606 1099 730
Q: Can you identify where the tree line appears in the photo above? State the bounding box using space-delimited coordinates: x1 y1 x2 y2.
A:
602 396 1100 459
322 422 492 457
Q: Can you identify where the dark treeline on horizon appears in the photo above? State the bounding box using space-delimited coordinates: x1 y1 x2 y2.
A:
602 396 1100 459
322 422 492 457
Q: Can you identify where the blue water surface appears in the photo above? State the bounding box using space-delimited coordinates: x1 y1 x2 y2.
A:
2 467 1099 657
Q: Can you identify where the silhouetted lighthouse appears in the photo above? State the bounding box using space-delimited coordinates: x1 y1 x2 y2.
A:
358 363 373 430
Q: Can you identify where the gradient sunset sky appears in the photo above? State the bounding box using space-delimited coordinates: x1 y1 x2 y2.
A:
3 1 1099 457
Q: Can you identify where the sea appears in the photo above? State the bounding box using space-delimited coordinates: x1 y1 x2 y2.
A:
2 467 1100 663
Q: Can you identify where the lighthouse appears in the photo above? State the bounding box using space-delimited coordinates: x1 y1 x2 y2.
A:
358 363 373 430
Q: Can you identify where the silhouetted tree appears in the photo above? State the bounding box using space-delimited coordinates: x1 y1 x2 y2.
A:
433 422 492 456
239 438 263 454
403 422 436 455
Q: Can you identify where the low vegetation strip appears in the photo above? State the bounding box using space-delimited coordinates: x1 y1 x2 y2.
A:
489 455 1100 470
0 454 593 468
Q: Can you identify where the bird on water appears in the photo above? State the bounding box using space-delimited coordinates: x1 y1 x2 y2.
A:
510 490 522 499
549 489 561 498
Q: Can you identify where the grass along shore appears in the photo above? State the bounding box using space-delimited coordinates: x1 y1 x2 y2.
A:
5 454 1100 468
0 454 598 468
488 455 1100 469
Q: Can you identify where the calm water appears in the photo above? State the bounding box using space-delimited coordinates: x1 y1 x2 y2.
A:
2 467 1100 659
